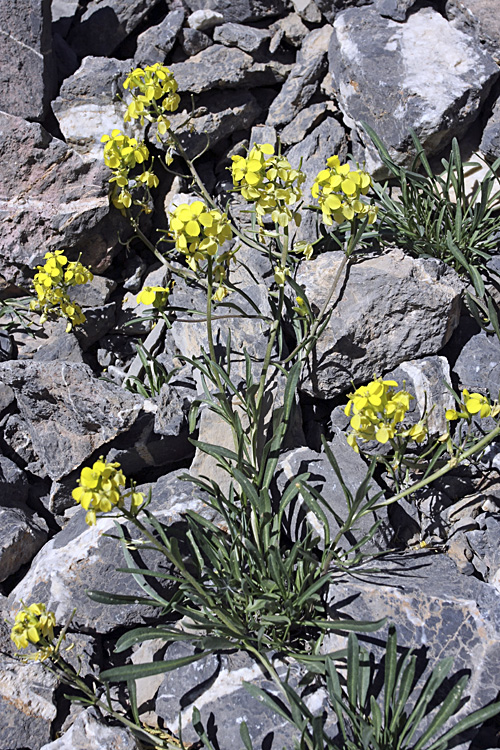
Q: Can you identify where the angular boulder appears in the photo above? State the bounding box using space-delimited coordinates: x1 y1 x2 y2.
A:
296 249 463 398
329 7 499 171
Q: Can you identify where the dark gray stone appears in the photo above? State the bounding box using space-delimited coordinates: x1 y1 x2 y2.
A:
314 0 372 23
277 431 390 552
296 250 463 398
69 275 116 308
0 0 56 121
7 470 213 632
74 303 116 351
134 9 185 66
0 361 143 481
374 0 419 21
183 0 287 24
0 503 48 583
0 113 125 292
69 0 162 58
213 22 271 54
179 27 213 56
266 27 333 128
169 44 291 94
280 102 331 146
453 330 500 397
29 320 84 363
480 95 500 162
164 89 261 159
329 7 499 173
323 553 500 732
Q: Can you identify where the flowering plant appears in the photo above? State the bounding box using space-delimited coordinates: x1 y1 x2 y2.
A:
312 155 377 226
11 603 56 660
30 249 93 331
72 457 143 526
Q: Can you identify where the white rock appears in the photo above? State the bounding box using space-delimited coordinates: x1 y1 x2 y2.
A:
187 9 224 31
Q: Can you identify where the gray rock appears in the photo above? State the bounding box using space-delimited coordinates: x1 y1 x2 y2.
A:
0 649 57 749
266 26 333 128
40 708 140 750
69 0 162 58
52 31 79 83
69 275 117 308
134 9 185 66
466 513 500 586
169 44 291 94
323 553 500 731
165 89 261 159
51 0 79 23
7 469 212 632
0 331 14 362
213 22 271 54
271 12 310 48
52 56 142 163
187 8 224 30
74 303 116 351
118 264 170 334
154 381 196 436
314 0 372 23
0 113 125 291
0 502 48 583
296 249 463 398
249 124 278 150
291 0 322 23
453 330 500 396
480 95 500 162
447 0 500 63
277 430 390 552
183 0 287 24
374 0 419 21
0 0 56 121
329 7 499 173
0 361 143 481
0 455 28 506
280 102 332 145
156 642 319 747
16 319 84 363
180 28 213 56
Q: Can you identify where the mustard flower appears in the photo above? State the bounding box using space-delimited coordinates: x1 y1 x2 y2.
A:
311 155 377 226
101 130 149 171
72 457 143 526
31 250 93 331
344 377 426 453
11 603 56 659
274 265 290 287
123 64 180 129
169 201 233 271
446 388 494 421
136 285 172 309
230 143 305 227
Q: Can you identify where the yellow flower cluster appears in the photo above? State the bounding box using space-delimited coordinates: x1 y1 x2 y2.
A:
312 155 377 226
446 389 498 421
11 603 56 659
72 457 143 526
344 377 427 453
169 201 233 272
101 129 151 211
31 250 93 331
136 284 172 309
231 143 305 227
123 63 180 134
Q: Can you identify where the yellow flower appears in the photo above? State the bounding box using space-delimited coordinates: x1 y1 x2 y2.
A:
230 143 305 227
169 201 233 271
136 285 172 309
446 388 493 421
11 603 56 658
344 377 422 450
72 457 143 526
312 156 376 226
31 251 92 330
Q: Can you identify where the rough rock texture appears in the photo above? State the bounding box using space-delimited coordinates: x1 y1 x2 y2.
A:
297 249 463 398
0 0 56 121
7 470 212 632
134 9 185 66
266 26 333 127
0 361 143 480
329 7 499 171
213 21 271 53
453 330 500 395
480 95 500 161
324 553 500 729
182 0 287 24
0 647 58 750
170 45 291 94
52 56 142 162
69 0 162 58
447 0 500 62
0 113 125 292
40 709 140 749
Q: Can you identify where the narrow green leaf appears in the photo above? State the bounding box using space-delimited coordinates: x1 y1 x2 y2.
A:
101 651 209 682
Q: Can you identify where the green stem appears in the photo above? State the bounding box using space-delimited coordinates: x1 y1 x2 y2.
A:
372 422 500 510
